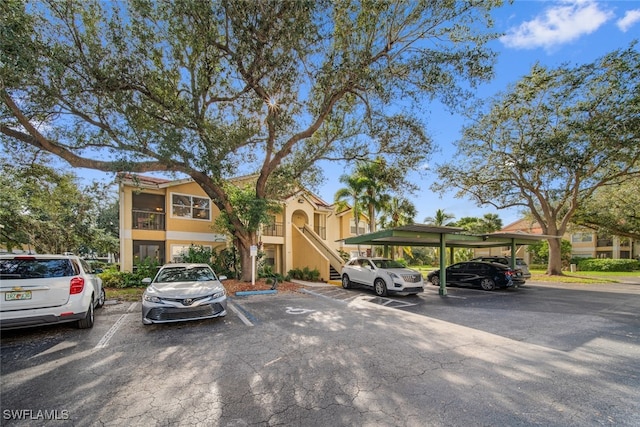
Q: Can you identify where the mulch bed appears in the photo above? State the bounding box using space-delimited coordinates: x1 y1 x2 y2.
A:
223 278 305 296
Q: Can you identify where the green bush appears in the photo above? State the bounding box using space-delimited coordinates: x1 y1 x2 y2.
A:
98 268 146 289
395 258 408 267
181 245 214 264
287 267 322 282
576 258 639 272
258 264 285 283
98 257 159 288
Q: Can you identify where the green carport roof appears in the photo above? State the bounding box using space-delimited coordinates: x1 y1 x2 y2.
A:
342 223 550 248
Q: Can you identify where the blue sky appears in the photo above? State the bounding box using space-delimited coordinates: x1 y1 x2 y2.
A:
76 0 639 228
324 0 640 228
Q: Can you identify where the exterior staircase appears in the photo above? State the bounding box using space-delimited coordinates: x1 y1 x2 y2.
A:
300 224 345 282
329 265 341 281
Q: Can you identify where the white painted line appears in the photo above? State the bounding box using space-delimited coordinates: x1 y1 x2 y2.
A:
127 302 138 312
95 313 130 349
229 301 254 326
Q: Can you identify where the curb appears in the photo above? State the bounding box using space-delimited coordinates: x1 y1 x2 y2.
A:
234 289 278 296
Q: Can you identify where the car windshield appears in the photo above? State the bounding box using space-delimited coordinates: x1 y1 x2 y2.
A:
155 266 216 283
372 259 405 269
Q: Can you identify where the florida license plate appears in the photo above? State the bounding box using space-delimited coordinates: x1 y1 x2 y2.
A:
5 291 32 301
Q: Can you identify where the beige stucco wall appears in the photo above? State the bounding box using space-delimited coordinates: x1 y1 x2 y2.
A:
291 226 330 280
120 181 227 271
120 177 368 275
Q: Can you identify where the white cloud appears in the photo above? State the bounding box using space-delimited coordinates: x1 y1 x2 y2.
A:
617 9 640 32
501 0 614 51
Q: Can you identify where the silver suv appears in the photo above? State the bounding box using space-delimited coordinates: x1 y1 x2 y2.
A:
0 254 105 329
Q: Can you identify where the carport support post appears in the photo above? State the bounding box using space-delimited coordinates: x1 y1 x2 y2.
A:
510 240 517 270
439 233 447 296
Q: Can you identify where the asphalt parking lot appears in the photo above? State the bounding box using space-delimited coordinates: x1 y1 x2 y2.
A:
1 279 639 426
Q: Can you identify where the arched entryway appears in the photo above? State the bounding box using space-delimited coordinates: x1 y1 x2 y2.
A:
292 209 308 229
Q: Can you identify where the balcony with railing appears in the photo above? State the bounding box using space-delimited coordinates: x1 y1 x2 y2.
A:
133 210 165 230
262 222 284 237
596 238 613 247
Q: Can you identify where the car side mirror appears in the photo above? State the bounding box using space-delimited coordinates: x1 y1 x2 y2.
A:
218 275 227 281
141 277 152 285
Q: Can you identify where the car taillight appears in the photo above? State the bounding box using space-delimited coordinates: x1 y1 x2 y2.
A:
70 277 85 294
505 270 514 277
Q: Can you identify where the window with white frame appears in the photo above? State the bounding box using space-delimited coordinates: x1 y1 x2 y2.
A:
349 219 367 235
171 193 211 220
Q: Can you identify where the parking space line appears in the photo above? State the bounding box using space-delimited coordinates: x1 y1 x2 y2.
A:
95 313 130 350
300 288 349 303
228 301 254 326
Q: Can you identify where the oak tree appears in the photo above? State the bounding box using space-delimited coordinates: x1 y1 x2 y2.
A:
1 0 502 279
435 44 640 275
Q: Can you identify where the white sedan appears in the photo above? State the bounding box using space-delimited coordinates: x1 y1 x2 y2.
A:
141 263 227 325
341 257 424 296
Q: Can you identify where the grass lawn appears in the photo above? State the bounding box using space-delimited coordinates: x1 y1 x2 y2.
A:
411 265 639 285
530 269 640 284
105 287 145 302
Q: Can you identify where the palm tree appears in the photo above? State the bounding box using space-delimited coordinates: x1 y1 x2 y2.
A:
424 209 456 226
334 173 366 235
379 197 417 259
355 158 391 233
379 197 417 229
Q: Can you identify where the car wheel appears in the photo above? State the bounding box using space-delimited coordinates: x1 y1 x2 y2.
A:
96 288 106 308
374 278 387 297
480 278 496 291
341 274 351 289
430 275 440 286
77 298 95 329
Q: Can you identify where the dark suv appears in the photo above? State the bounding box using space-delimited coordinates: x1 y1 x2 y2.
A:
470 256 531 279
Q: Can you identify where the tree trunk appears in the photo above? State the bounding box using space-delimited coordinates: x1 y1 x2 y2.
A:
236 231 258 282
547 237 564 275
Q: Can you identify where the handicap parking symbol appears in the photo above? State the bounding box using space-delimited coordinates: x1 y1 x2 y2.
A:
285 307 316 315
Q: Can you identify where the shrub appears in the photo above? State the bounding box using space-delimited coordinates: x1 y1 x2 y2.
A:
529 263 547 271
98 257 159 288
576 258 639 272
258 264 285 283
98 268 146 289
211 247 240 279
395 258 408 267
180 245 214 264
287 267 322 282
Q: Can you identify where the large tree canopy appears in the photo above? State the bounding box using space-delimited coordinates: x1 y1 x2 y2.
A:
1 0 503 279
0 159 118 255
435 44 640 275
572 178 640 240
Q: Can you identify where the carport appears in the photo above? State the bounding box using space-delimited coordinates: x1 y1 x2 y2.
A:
342 224 549 296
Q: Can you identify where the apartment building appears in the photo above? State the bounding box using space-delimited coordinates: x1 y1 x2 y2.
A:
118 174 368 280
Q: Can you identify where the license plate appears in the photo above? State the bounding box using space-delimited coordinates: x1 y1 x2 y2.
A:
5 291 32 301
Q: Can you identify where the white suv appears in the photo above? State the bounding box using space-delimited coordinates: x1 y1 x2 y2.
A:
0 254 105 330
341 257 424 296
